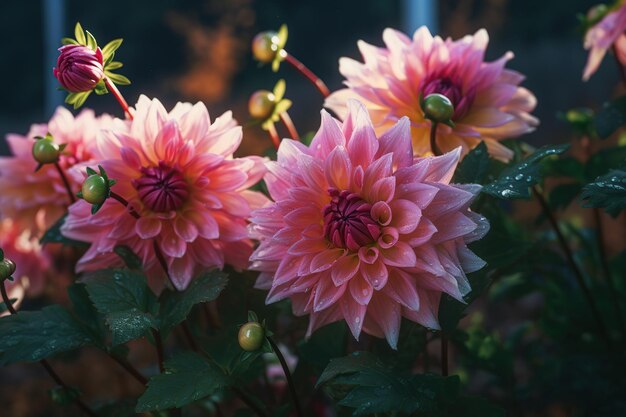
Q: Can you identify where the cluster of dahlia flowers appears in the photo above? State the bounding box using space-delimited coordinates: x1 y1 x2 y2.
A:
0 23 541 347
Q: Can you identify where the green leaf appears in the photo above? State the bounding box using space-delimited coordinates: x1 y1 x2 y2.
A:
83 269 159 345
584 145 626 180
102 38 123 62
159 271 228 337
105 72 131 86
581 169 626 217
453 141 490 184
317 352 444 415
74 22 86 45
85 30 97 50
67 283 107 348
136 352 230 412
483 144 570 200
594 95 626 139
40 214 88 246
0 306 95 365
113 245 142 269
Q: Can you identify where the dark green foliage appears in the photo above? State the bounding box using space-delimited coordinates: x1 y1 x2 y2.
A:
594 95 626 139
581 169 626 216
39 214 88 246
453 141 490 184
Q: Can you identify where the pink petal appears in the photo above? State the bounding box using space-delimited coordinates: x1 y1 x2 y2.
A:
135 217 162 239
380 241 417 267
331 254 360 286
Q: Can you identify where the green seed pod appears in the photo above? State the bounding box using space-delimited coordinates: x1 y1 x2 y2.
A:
81 175 109 205
422 93 455 123
32 139 61 164
252 31 278 63
248 90 276 120
0 259 16 280
238 322 265 351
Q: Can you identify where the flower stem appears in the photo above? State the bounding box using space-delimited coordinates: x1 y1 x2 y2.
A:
267 123 281 150
284 53 330 98
55 163 76 204
152 329 165 373
532 186 611 346
429 122 442 156
104 77 133 120
279 112 300 140
267 337 303 417
1 280 99 417
440 333 448 376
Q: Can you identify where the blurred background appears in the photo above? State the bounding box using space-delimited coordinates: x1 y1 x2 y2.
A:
0 0 612 157
0 1 619 416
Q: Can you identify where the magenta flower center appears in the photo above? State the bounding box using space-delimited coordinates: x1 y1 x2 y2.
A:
421 75 475 120
133 162 189 212
323 189 381 252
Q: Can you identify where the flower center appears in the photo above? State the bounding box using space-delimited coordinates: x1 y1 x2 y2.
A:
132 162 189 212
420 75 475 120
323 189 381 251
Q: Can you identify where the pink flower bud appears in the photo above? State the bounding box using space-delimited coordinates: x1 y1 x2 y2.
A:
53 45 104 93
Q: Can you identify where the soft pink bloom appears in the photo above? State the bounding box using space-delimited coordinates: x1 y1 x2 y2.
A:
0 107 118 236
583 4 626 81
54 45 105 92
62 96 268 290
0 219 50 315
249 101 489 348
325 27 538 161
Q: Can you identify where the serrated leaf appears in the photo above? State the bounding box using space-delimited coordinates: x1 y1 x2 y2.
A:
483 144 570 200
105 72 131 86
82 269 159 345
453 141 490 184
594 95 626 139
159 271 228 337
0 306 95 365
102 38 123 62
67 283 107 348
40 214 88 246
136 352 230 412
581 169 626 217
74 22 86 45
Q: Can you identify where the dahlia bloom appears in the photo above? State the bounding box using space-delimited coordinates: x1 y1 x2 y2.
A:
0 219 50 315
54 44 105 92
325 27 538 161
62 96 268 290
582 3 626 81
249 101 488 348
0 107 118 236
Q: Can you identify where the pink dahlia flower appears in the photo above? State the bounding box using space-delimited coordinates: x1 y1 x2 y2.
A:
62 96 268 290
583 4 626 81
0 219 50 315
249 100 489 348
54 44 105 92
325 27 538 161
0 107 118 236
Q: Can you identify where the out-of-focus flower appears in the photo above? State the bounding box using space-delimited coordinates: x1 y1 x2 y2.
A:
54 44 104 93
62 96 268 291
249 100 488 348
0 219 50 314
582 3 626 81
325 27 538 161
0 107 119 236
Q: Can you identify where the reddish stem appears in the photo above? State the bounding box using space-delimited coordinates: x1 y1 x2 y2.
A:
279 112 300 140
284 53 330 98
104 77 133 120
267 123 281 150
54 162 76 204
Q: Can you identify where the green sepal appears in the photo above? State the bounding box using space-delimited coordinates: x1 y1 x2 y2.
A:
86 167 98 176
94 80 108 95
34 163 43 172
61 37 78 45
74 22 86 46
85 30 98 50
91 203 103 215
76 191 83 198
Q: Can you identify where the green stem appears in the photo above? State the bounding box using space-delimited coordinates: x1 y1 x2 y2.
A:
267 337 303 417
429 122 441 156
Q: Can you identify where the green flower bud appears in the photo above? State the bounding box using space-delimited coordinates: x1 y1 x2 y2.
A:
0 259 16 280
252 31 279 63
422 93 455 123
81 175 109 205
248 90 276 120
238 322 265 351
32 138 61 164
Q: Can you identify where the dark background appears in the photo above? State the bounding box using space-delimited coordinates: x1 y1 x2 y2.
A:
0 0 612 157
